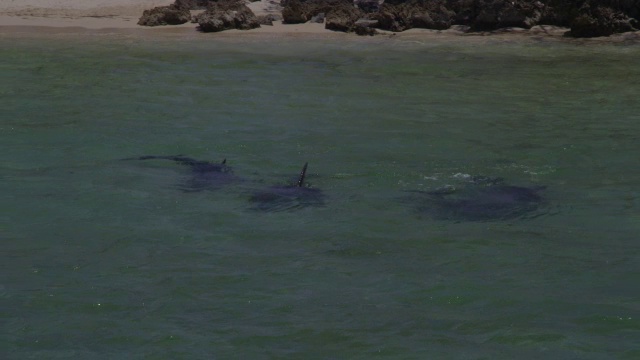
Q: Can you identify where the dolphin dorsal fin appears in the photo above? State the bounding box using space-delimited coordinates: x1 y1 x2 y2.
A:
221 158 227 165
297 162 309 187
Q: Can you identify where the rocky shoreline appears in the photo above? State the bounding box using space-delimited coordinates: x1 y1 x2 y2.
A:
138 0 639 38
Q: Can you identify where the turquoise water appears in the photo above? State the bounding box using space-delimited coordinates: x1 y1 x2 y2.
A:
2 31 639 358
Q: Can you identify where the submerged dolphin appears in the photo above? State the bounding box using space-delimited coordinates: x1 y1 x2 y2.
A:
123 155 239 192
249 162 325 212
410 176 546 221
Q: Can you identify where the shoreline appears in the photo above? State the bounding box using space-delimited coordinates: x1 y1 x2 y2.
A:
3 21 639 45
1 0 639 44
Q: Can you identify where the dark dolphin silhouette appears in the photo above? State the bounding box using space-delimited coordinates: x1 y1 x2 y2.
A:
123 155 239 192
249 162 325 212
409 176 546 221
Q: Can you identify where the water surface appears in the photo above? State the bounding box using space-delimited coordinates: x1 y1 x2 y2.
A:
2 31 639 359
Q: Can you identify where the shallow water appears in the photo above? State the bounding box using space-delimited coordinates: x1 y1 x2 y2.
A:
2 31 639 359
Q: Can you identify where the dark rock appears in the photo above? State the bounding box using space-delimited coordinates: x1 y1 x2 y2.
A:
173 0 214 10
195 0 261 32
538 1 575 26
138 4 192 26
256 14 282 25
372 0 455 32
374 3 413 32
282 0 363 28
282 0 310 23
278 0 640 37
411 1 455 30
310 12 326 23
470 0 545 31
325 1 363 32
281 0 365 31
355 0 382 13
569 4 638 37
354 24 378 35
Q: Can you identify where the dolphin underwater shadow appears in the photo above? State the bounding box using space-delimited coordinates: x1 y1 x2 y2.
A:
122 155 240 192
249 162 325 212
408 176 547 222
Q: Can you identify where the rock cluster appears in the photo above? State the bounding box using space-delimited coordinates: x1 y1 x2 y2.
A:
195 0 261 32
138 0 640 38
173 0 215 10
281 0 639 37
569 2 638 37
257 14 283 26
139 0 261 32
137 4 192 26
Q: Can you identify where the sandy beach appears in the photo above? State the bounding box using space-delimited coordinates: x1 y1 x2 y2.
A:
1 0 639 42
0 0 536 36
0 0 171 27
0 0 326 32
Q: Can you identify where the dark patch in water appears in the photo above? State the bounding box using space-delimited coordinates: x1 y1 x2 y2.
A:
249 162 325 212
122 155 240 192
409 176 546 222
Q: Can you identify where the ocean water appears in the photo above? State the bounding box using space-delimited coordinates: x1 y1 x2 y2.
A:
1 30 639 359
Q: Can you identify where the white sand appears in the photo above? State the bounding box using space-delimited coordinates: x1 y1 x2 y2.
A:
0 0 172 16
0 0 337 34
0 0 350 37
0 0 174 28
1 0 637 41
